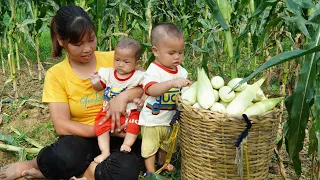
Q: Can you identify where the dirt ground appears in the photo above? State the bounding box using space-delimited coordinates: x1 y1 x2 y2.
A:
0 65 313 180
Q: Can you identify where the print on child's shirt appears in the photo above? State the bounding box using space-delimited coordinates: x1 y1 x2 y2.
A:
146 88 180 115
104 86 127 101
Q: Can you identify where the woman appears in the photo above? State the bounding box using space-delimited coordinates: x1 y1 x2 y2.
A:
0 5 143 180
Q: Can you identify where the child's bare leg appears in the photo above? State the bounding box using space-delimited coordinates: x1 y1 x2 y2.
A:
144 155 156 173
120 133 137 152
94 131 110 163
157 149 167 165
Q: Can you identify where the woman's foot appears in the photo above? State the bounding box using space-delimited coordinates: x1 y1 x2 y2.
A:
94 153 110 164
22 168 44 179
0 161 37 180
120 144 131 152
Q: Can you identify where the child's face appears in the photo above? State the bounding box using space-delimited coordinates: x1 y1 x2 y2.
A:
152 36 184 70
114 48 138 75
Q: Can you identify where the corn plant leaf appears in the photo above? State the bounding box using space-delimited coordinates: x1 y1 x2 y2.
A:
257 17 283 48
284 25 320 175
317 132 320 161
235 0 279 62
86 0 95 5
308 2 320 22
204 0 229 30
292 0 314 9
122 3 142 18
147 0 159 8
19 19 37 27
309 60 320 156
284 0 302 15
230 0 249 24
236 44 320 88
96 0 105 18
283 16 312 39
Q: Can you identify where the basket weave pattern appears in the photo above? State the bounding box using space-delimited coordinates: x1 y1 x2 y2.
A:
177 97 280 180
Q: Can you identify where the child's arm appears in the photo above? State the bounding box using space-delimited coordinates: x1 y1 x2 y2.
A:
90 72 104 91
146 78 190 97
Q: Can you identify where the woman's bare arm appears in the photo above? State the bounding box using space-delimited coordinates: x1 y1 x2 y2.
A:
49 103 96 137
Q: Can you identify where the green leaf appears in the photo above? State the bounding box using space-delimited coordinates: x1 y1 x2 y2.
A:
292 154 302 175
309 59 320 157
204 0 229 30
317 132 320 161
18 19 37 27
285 26 320 176
308 2 320 22
0 131 16 145
308 76 320 156
283 16 312 39
96 0 105 18
257 17 283 48
293 0 314 9
122 3 142 18
284 0 302 15
235 0 279 61
238 45 320 83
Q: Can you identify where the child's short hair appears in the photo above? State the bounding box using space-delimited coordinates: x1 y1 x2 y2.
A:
151 22 183 45
116 38 142 60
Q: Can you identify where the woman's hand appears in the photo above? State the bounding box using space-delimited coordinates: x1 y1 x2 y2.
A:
99 93 128 133
99 87 143 133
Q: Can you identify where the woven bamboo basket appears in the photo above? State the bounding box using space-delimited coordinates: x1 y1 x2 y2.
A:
177 96 281 180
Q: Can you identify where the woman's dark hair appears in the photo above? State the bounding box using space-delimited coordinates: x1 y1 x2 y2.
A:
50 5 95 57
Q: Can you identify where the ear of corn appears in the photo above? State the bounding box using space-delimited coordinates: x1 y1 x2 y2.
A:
211 76 224 89
197 68 216 109
219 86 235 102
210 102 226 113
227 78 247 91
243 97 284 116
181 85 197 105
226 77 266 116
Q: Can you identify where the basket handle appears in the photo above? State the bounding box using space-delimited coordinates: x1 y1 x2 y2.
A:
235 114 252 147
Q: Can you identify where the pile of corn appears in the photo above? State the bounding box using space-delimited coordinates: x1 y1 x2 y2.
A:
181 68 283 117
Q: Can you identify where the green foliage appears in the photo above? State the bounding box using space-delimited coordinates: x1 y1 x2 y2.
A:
236 0 320 175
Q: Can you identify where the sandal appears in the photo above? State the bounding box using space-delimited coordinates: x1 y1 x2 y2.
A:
157 163 176 172
143 172 151 177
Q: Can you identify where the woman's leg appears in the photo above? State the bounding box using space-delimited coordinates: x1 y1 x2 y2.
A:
0 159 42 180
37 135 99 179
94 136 142 180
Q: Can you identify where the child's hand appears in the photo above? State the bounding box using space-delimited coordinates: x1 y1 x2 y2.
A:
133 98 144 108
169 78 190 88
90 72 101 85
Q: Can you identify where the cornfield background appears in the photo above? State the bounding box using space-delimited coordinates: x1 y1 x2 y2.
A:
0 0 320 179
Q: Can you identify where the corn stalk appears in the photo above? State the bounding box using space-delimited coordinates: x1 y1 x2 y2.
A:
0 143 41 154
0 39 4 74
7 0 18 99
217 0 236 78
